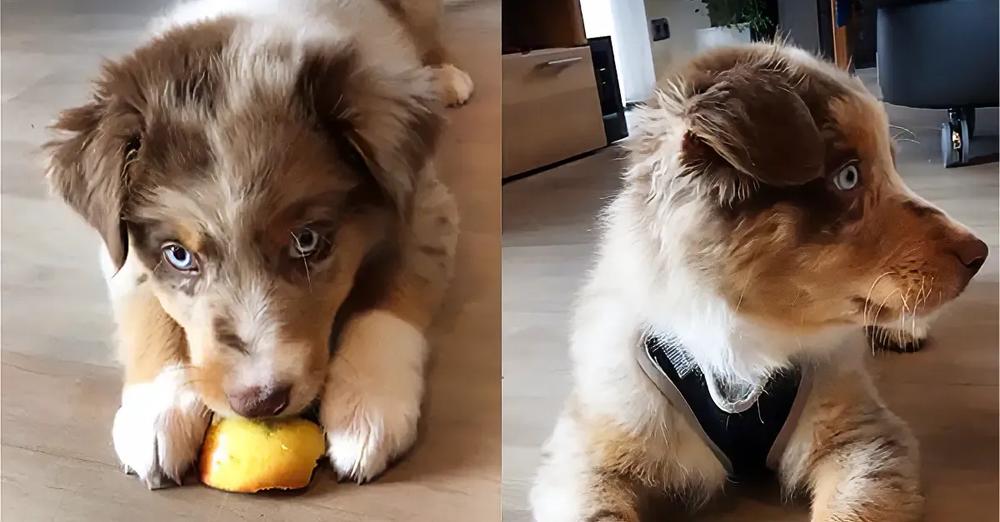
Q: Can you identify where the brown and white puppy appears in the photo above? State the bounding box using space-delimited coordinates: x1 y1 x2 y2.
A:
45 0 465 489
531 43 988 521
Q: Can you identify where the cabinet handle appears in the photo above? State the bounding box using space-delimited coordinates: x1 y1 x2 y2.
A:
543 57 583 66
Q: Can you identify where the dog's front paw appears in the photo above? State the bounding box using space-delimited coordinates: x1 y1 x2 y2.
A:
320 311 427 483
111 366 210 489
322 380 421 483
432 63 474 107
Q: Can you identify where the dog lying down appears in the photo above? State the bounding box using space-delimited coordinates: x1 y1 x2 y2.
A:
45 0 468 488
531 43 987 521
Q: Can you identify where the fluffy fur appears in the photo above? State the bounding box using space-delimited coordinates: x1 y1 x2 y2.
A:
531 43 987 521
47 0 464 488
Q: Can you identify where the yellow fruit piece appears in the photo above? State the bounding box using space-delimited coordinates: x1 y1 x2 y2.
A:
199 417 325 493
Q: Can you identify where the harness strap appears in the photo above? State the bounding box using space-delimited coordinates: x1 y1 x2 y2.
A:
636 332 813 479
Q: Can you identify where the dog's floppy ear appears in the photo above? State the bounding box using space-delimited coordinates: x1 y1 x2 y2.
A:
297 45 443 212
683 66 824 188
45 86 141 271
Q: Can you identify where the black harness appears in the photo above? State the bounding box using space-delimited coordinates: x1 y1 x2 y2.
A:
636 333 811 480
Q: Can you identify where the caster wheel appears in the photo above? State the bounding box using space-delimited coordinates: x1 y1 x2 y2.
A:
941 116 970 168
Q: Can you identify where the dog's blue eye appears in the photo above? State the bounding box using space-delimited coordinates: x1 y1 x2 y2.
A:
162 243 197 271
289 228 320 258
834 164 860 191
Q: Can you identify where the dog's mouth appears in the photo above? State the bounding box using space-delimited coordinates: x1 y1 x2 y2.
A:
191 370 326 421
205 393 318 420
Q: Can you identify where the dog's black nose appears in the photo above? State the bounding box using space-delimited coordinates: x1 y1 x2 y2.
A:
228 384 291 418
953 237 989 276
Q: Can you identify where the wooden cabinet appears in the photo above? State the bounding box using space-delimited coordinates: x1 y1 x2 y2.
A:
502 0 588 53
502 47 606 177
501 0 606 178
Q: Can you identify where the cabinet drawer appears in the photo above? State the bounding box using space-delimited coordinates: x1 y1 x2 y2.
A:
502 47 606 177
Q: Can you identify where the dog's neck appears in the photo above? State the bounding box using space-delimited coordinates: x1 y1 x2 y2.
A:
645 288 851 384
603 187 853 384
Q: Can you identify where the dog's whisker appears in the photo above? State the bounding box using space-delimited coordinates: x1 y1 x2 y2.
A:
863 272 894 326
289 231 313 292
912 276 927 339
889 124 917 139
891 130 921 145
872 289 899 329
735 271 754 313
896 285 914 342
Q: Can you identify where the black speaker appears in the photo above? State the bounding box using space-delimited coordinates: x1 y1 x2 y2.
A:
588 36 628 144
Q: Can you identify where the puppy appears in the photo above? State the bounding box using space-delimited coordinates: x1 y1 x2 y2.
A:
531 43 988 521
45 0 467 488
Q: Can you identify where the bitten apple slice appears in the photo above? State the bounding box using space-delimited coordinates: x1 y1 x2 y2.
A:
199 416 325 493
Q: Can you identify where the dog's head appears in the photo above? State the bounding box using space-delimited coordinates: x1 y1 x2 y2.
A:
45 19 441 417
629 44 987 336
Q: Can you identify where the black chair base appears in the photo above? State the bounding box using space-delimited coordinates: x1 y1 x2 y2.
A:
940 107 999 168
941 107 973 168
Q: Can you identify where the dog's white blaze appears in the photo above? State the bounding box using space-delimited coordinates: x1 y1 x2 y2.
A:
223 23 311 115
229 275 282 383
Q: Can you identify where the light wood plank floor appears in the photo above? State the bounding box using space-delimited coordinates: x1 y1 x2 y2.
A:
1 2 501 521
502 100 999 519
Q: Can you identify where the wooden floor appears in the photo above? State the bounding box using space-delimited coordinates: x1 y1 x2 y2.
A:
1 2 500 521
502 103 999 519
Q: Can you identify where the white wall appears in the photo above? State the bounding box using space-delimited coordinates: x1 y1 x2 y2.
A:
610 0 657 102
581 0 657 104
580 0 613 37
643 0 711 81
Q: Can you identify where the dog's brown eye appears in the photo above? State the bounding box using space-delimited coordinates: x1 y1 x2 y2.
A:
289 228 320 259
833 163 860 191
162 242 198 272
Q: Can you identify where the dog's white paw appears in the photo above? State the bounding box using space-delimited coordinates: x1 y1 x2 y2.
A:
111 366 210 489
433 63 474 107
322 381 421 483
320 311 427 483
